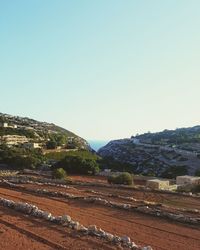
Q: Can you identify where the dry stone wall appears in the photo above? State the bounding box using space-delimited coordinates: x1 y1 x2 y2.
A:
2 180 200 226
0 196 152 250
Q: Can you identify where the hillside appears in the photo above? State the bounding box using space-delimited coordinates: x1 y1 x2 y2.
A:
0 112 90 150
98 126 200 177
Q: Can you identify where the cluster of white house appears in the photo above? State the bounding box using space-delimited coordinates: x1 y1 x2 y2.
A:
98 170 200 190
0 122 43 149
1 122 17 129
0 135 41 149
145 175 200 190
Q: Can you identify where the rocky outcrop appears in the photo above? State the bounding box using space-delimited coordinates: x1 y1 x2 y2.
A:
98 138 200 176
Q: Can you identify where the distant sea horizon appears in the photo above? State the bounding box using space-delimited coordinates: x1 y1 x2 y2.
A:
87 140 109 151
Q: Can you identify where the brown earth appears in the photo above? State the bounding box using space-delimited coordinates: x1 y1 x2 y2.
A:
0 186 199 250
17 183 200 218
0 205 120 250
69 175 108 184
70 184 200 210
22 180 200 210
68 175 200 210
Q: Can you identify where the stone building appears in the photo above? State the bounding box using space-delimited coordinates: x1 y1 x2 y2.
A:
176 175 200 185
146 179 170 190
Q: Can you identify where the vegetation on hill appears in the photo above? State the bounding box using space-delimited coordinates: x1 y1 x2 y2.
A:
0 144 45 169
160 165 188 179
0 112 90 150
0 127 36 138
98 125 200 177
100 156 136 173
134 126 200 145
54 150 100 175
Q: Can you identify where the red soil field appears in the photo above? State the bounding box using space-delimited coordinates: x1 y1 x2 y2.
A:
0 204 120 250
69 175 107 184
0 185 199 250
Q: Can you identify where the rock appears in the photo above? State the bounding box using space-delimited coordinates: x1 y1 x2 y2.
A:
130 241 138 249
113 235 121 243
54 216 63 224
141 246 153 250
123 204 131 209
98 228 106 237
61 215 71 223
88 225 97 232
121 236 131 244
105 233 114 241
72 221 79 230
42 212 52 220
77 224 88 233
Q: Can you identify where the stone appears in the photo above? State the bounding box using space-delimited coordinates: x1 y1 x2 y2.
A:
141 246 153 250
113 235 121 243
98 228 106 237
105 233 114 241
121 236 131 244
88 225 97 232
61 215 71 223
123 204 131 209
42 212 52 220
77 224 88 233
72 221 79 230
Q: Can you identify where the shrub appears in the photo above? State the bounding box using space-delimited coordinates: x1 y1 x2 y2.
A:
53 168 67 179
107 172 133 185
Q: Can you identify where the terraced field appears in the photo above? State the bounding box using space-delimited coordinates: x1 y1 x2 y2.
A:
0 177 200 250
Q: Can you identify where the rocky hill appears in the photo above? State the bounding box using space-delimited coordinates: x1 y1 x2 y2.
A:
0 112 90 150
98 126 200 177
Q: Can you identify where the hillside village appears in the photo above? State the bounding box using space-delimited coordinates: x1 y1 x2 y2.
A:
0 113 90 151
0 113 200 250
1 112 200 192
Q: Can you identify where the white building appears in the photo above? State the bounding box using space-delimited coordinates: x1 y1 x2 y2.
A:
2 135 29 146
131 138 140 144
1 122 8 128
23 142 41 149
146 179 170 190
176 175 200 186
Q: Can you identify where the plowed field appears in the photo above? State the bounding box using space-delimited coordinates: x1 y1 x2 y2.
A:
0 181 200 250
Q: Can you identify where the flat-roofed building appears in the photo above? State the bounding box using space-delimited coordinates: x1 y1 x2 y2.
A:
23 142 41 149
0 122 8 128
146 179 170 190
2 135 29 146
176 175 200 185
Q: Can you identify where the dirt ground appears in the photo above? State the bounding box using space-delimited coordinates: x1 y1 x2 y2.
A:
0 204 120 250
69 175 108 184
0 182 200 250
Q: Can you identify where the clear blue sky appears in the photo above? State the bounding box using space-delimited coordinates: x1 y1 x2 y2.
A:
0 0 200 140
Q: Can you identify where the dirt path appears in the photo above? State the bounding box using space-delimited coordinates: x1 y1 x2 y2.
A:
0 187 199 250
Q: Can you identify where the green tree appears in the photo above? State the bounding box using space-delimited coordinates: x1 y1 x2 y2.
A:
107 172 133 185
55 154 100 175
53 168 67 179
46 140 57 149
